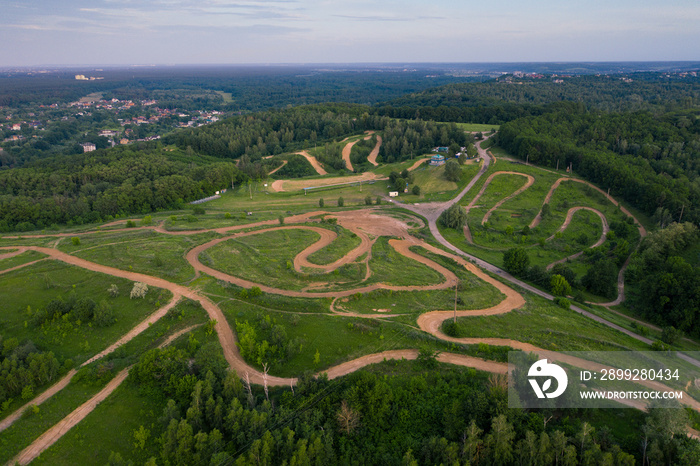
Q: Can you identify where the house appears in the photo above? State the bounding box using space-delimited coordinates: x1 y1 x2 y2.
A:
81 143 96 153
430 154 446 166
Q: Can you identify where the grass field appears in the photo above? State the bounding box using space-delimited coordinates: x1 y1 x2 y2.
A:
445 295 651 352
0 250 46 271
0 260 171 365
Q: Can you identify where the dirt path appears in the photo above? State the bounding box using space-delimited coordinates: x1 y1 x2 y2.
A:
10 324 202 465
296 150 327 176
367 134 382 166
0 369 77 434
11 368 131 465
462 171 534 242
267 160 287 176
341 139 357 172
406 157 430 171
481 173 535 225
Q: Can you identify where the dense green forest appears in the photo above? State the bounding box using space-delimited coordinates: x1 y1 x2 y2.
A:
124 344 699 465
626 222 700 338
0 146 244 231
375 75 700 124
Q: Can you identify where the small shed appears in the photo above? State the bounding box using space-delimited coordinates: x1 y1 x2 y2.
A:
389 191 399 197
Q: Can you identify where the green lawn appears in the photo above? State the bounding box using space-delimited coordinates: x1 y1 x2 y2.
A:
0 250 46 271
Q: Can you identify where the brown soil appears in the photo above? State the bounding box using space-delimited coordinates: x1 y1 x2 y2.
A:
367 134 382 166
267 160 287 175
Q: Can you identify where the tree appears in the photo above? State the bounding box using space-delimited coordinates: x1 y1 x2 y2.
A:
550 274 572 296
487 415 514 465
503 248 529 276
337 400 360 434
439 203 467 229
444 159 461 182
319 198 324 208
130 282 148 299
133 425 151 450
337 197 344 207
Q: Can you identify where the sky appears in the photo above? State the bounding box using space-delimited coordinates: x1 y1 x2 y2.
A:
1 0 699 66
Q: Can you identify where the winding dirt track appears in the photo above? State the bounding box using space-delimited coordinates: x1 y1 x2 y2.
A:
341 139 358 172
462 171 534 243
296 150 327 176
0 135 693 457
545 207 609 271
367 134 382 166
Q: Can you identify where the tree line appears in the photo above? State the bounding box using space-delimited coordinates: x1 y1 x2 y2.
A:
0 144 245 231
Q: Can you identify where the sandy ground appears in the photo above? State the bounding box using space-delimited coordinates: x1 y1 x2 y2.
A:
0 150 691 453
270 171 385 193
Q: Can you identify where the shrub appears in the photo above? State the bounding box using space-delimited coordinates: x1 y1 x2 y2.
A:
130 282 148 299
338 197 344 207
193 206 206 215
108 284 119 298
319 198 325 208
412 185 421 196
555 297 570 309
126 220 136 228
71 237 81 246
364 195 373 205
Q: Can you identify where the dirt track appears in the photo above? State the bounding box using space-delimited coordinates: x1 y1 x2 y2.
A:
367 134 382 166
296 150 327 176
0 144 692 455
267 160 287 175
462 171 534 242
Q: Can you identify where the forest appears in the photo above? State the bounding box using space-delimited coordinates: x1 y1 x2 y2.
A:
374 74 700 124
0 145 244 231
125 344 699 465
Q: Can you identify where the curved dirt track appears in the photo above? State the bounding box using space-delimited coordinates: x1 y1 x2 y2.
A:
545 207 609 271
267 160 287 176
296 150 327 176
461 171 534 243
367 134 382 166
341 138 358 171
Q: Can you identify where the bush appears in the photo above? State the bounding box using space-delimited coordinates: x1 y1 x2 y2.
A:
71 237 81 246
364 195 373 205
193 206 206 215
338 197 344 207
412 185 421 195
554 297 570 309
130 282 148 299
319 198 325 208
375 196 382 205
108 284 119 297
126 220 136 228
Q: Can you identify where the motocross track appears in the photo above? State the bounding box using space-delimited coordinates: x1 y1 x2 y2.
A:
0 136 692 458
